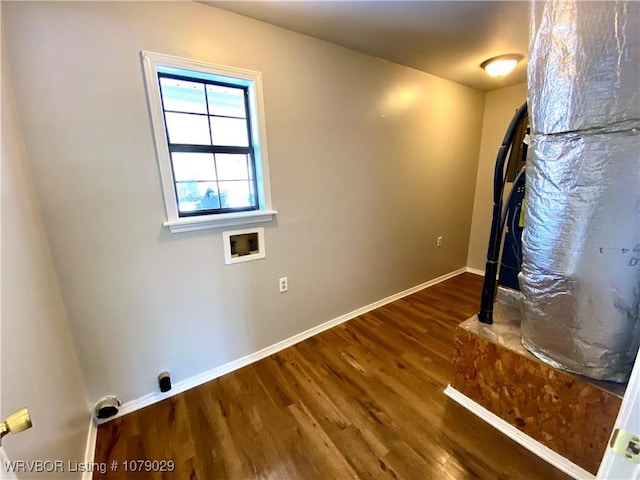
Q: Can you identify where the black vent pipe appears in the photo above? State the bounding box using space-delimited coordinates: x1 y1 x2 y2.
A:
478 102 528 324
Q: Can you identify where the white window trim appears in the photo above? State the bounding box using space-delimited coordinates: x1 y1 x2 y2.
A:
141 51 276 233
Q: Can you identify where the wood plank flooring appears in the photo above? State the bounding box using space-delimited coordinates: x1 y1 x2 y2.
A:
94 273 570 479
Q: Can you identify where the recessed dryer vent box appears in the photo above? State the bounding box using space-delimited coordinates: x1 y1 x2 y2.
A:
223 227 265 265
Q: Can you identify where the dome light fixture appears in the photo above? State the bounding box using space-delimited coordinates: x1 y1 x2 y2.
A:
481 54 523 77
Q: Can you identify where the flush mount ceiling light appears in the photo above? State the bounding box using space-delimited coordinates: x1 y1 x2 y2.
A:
481 54 523 77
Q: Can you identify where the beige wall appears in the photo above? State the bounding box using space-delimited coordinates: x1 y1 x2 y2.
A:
1 29 89 476
3 1 484 405
466 83 527 272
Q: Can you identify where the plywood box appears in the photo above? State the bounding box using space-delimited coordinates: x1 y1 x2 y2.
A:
451 303 623 475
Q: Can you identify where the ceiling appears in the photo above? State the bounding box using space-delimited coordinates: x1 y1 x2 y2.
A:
203 1 529 92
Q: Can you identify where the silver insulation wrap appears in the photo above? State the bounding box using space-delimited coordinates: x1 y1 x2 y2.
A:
528 1 640 135
521 0 640 382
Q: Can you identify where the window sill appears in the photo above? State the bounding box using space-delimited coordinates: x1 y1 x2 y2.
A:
163 210 277 233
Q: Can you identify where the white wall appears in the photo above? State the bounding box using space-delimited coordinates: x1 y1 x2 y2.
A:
1 25 90 477
466 83 527 272
2 1 485 405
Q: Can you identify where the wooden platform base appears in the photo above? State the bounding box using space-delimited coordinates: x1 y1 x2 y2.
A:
451 302 623 475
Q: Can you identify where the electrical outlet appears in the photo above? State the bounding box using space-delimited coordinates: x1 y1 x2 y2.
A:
437 236 443 247
279 277 288 293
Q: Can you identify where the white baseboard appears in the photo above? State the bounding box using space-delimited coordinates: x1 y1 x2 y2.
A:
98 267 467 424
444 385 594 480
465 267 485 276
82 416 98 480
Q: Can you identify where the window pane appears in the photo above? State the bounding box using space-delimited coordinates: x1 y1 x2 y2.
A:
218 181 253 209
176 181 208 212
216 154 249 181
171 153 216 181
210 117 249 147
160 78 207 114
196 183 221 211
207 85 246 118
177 181 220 213
165 112 211 145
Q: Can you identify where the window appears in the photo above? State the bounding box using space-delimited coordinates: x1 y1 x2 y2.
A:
141 51 276 233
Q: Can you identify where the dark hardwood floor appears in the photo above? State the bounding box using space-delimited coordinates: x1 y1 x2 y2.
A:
94 273 569 479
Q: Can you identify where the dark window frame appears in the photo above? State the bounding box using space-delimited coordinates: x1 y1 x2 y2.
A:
157 71 260 217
